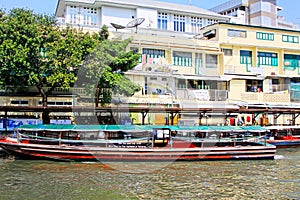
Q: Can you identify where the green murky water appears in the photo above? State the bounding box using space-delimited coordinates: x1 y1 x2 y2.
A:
0 148 299 200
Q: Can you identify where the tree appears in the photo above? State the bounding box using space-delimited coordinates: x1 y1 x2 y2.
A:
0 9 141 124
0 8 97 123
77 26 141 107
77 32 141 107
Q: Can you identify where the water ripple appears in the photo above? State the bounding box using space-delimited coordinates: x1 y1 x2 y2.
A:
0 148 299 199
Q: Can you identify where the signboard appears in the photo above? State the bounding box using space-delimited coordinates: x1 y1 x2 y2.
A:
0 118 42 131
0 118 71 131
189 90 210 101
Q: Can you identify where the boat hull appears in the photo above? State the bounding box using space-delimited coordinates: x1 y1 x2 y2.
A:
0 142 276 162
267 139 300 148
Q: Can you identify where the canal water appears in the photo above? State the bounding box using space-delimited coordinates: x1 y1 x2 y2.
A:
0 148 299 200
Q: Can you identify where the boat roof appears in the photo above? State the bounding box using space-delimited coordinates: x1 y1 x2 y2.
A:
17 124 267 133
264 125 300 130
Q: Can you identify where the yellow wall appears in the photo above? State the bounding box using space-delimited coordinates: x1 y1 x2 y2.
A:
228 80 245 100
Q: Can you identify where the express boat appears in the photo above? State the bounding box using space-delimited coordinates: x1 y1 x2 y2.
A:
0 124 276 161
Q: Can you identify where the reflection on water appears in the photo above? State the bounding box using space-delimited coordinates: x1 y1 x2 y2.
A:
0 148 299 200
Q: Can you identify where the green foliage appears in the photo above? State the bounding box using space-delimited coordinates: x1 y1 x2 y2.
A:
98 25 109 41
0 8 141 110
79 37 141 106
0 8 97 94
0 8 97 123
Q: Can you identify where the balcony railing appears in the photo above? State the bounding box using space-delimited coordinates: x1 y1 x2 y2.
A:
240 91 290 103
177 89 228 101
224 65 265 75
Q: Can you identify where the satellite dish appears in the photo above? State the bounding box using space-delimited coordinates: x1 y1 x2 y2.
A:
110 23 126 31
126 18 145 32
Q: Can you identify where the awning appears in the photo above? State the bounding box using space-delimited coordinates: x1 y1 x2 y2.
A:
174 75 226 81
222 75 265 80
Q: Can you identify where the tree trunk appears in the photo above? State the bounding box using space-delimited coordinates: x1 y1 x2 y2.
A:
95 87 99 107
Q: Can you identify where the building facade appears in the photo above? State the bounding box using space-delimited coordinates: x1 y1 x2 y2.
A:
2 0 300 126
55 0 229 33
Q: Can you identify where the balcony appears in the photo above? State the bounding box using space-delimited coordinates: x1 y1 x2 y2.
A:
239 91 290 103
176 89 228 101
224 65 265 75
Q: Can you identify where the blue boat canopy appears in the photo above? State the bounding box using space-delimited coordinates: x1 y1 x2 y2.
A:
17 124 267 133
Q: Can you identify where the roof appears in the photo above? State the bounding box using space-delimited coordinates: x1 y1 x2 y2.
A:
56 0 229 20
18 124 267 133
203 22 300 34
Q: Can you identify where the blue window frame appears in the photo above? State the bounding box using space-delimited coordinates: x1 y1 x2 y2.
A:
172 51 192 66
240 50 252 65
282 35 299 43
256 32 274 41
258 52 278 67
174 15 185 32
284 54 300 71
158 13 168 30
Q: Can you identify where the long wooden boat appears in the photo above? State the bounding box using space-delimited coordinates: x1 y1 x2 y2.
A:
265 126 300 148
0 125 276 161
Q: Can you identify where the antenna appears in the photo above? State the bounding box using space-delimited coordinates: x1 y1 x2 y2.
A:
110 23 126 31
126 18 145 33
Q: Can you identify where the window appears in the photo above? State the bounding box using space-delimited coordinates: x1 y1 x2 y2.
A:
240 50 252 65
222 48 232 56
150 77 157 80
82 7 98 25
172 51 192 66
174 15 185 32
271 79 281 92
256 32 274 41
69 6 78 24
191 17 202 34
228 29 247 38
207 18 217 25
195 53 202 74
206 54 218 68
284 54 300 70
282 35 299 43
130 47 139 54
195 53 202 67
142 48 165 58
246 80 263 92
158 13 168 30
272 79 279 85
141 48 165 64
258 52 278 66
11 100 29 105
178 79 186 88
39 101 72 106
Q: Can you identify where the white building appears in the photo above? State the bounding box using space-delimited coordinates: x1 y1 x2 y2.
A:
210 0 299 30
55 0 230 33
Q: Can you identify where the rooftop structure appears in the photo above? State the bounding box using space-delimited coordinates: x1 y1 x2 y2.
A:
210 0 299 30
